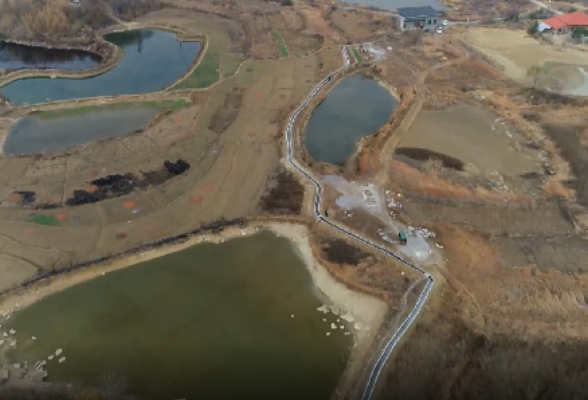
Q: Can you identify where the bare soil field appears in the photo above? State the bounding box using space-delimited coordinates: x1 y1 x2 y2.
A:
462 27 588 91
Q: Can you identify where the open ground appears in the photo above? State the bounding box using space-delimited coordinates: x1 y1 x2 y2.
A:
3 0 588 399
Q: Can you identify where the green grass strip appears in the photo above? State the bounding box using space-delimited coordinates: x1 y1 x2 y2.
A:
29 214 59 226
35 99 190 120
272 32 289 57
352 48 363 63
174 47 221 89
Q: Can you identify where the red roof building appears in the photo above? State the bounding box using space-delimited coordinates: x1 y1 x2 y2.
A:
541 12 588 33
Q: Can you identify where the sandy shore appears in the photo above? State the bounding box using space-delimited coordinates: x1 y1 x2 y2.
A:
0 222 388 396
0 222 387 343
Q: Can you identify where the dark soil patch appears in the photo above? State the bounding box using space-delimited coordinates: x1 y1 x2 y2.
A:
321 238 370 265
395 147 465 171
65 159 190 206
10 191 36 205
260 166 304 215
208 87 244 134
542 123 588 205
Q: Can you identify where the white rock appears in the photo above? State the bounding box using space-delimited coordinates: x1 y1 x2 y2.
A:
58 357 66 363
330 323 337 330
48 356 54 361
326 332 331 336
316 305 329 313
9 329 15 335
322 318 327 322
9 340 16 347
339 325 345 329
2 332 7 338
330 305 340 316
344 332 351 336
0 340 4 346
55 349 63 356
290 314 295 318
32 336 37 340
341 312 355 323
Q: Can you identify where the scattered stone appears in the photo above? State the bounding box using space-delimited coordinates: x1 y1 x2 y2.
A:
341 312 355 323
322 318 327 322
2 332 6 338
330 323 337 330
32 336 37 340
58 357 66 363
48 355 54 361
316 305 329 313
344 332 351 336
55 349 63 356
9 329 15 335
330 305 340 316
9 340 16 347
336 318 340 323
339 325 345 329
354 321 364 331
290 314 295 318
326 332 331 336
0 340 4 346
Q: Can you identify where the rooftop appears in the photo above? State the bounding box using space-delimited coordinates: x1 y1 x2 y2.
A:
396 6 441 18
544 12 588 29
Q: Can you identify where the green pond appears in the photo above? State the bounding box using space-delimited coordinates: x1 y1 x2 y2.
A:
305 74 396 166
4 107 159 155
1 29 201 105
3 232 352 400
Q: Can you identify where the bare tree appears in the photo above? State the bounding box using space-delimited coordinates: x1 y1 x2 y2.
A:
96 372 129 400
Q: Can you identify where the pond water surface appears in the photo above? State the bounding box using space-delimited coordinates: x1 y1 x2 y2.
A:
4 232 352 400
305 74 396 165
341 0 443 11
3 107 159 155
0 41 101 71
1 29 201 105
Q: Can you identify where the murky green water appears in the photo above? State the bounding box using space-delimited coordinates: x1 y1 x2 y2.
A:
4 107 159 155
305 74 396 165
4 232 352 400
1 29 201 105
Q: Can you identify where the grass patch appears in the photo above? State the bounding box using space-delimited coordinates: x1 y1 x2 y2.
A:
29 214 59 226
35 100 190 120
272 32 289 57
220 53 244 79
352 48 363 63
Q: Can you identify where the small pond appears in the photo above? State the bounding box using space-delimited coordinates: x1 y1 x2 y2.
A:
305 74 396 166
3 232 352 400
3 106 159 155
0 41 101 71
1 29 201 105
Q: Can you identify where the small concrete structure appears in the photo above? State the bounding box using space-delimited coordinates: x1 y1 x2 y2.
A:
396 6 441 31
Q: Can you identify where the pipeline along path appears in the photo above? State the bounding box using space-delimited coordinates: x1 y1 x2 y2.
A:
283 45 435 400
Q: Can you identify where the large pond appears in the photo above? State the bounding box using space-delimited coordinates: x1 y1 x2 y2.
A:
305 74 396 165
3 232 352 400
1 29 201 105
341 0 444 11
3 106 159 155
0 41 101 71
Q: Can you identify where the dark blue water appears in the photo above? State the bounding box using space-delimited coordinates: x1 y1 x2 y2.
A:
305 74 396 165
1 29 201 105
0 41 101 70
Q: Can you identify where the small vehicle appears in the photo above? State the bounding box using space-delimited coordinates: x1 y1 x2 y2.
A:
436 28 443 34
399 231 408 245
442 19 448 26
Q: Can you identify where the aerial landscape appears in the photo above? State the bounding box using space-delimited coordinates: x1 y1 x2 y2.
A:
1 0 588 397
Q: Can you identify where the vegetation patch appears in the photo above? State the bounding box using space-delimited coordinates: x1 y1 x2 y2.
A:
396 147 465 171
272 32 289 57
208 87 244 134
321 238 370 265
260 166 304 214
35 100 190 120
29 214 59 226
542 123 588 205
352 48 363 63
